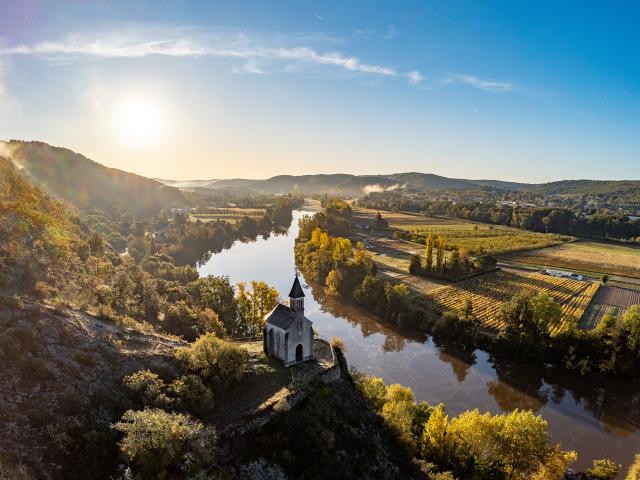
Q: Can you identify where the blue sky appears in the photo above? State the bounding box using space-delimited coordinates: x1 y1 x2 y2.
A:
0 0 638 181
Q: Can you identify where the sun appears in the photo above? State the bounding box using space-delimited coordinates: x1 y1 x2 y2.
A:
112 97 165 148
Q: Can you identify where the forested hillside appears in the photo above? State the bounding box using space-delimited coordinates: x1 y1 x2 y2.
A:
2 141 187 217
0 155 94 292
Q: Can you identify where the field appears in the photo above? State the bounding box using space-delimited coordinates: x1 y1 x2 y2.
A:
189 207 266 224
416 269 599 334
579 286 640 329
352 207 573 256
505 241 640 279
404 225 572 256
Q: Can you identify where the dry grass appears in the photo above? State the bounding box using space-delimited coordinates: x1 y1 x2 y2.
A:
506 241 640 278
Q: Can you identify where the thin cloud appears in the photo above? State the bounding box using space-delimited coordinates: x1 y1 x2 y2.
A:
230 60 267 75
0 29 398 78
442 73 513 92
407 70 423 85
314 13 325 21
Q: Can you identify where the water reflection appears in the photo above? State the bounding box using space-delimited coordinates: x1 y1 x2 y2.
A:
198 209 640 472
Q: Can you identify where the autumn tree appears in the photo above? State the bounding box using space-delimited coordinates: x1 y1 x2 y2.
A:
425 234 434 271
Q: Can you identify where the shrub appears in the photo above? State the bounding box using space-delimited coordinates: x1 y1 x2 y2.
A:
123 370 173 409
170 374 214 414
112 408 216 478
175 333 249 384
330 336 347 353
588 459 622 480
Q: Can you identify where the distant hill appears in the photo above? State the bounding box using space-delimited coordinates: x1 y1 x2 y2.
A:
464 179 535 191
530 179 640 198
2 141 187 217
157 171 640 201
155 171 530 195
388 172 477 190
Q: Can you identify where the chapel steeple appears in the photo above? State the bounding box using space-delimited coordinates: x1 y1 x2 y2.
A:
288 274 305 312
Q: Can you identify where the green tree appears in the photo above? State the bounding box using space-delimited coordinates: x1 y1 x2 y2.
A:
409 254 422 274
436 236 445 272
164 301 198 341
530 292 563 334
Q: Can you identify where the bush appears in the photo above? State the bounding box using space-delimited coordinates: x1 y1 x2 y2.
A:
330 336 347 353
112 408 216 478
588 459 621 480
123 370 173 409
170 374 214 414
175 333 249 384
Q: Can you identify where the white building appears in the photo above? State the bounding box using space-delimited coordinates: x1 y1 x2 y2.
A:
263 276 314 366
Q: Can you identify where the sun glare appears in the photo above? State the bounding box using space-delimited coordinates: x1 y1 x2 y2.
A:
112 97 164 148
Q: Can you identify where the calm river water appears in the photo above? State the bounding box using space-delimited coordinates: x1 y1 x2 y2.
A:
199 210 640 474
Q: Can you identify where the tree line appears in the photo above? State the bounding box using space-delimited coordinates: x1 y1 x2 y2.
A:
358 192 640 242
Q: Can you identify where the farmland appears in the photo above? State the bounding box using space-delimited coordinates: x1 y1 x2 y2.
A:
189 207 266 224
416 269 599 334
505 241 640 279
351 207 573 256
580 286 640 329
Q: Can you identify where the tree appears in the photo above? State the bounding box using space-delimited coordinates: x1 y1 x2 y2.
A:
421 403 449 465
436 236 445 272
588 459 622 480
425 234 434 271
382 399 417 451
189 275 236 328
447 408 575 479
175 333 249 384
386 383 415 403
622 305 640 356
409 254 422 274
356 375 387 411
325 269 344 296
530 292 563 334
113 408 216 479
164 301 198 340
235 281 279 336
627 454 640 480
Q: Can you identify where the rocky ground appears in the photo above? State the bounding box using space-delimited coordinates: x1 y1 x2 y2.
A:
0 295 185 479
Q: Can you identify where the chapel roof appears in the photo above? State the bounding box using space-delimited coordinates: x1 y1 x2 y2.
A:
265 303 297 330
288 275 305 299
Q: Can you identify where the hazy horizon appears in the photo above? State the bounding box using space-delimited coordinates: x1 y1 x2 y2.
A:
1 1 638 182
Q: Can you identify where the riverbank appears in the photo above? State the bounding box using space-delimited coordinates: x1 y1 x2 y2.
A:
198 209 640 473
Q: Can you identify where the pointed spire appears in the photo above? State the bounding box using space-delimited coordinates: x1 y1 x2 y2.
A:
288 274 305 299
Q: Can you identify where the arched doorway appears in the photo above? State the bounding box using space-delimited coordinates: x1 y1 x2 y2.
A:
295 344 303 362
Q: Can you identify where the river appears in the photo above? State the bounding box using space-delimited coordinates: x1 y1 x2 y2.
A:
199 209 640 474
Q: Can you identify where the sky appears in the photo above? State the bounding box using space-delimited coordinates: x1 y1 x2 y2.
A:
0 0 639 182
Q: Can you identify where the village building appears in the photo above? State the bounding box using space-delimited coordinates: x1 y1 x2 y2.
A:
263 275 314 366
